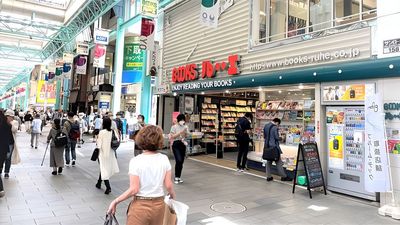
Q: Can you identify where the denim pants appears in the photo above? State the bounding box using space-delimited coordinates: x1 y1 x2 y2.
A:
172 140 186 178
65 140 77 164
31 133 39 147
1 145 14 174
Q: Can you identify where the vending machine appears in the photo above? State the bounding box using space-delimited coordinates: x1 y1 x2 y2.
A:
326 106 377 200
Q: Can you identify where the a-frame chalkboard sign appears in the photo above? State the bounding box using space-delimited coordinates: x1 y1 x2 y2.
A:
292 142 327 199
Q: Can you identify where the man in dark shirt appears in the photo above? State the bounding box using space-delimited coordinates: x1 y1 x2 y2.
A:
236 112 253 172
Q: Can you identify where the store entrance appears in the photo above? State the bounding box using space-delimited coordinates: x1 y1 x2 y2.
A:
191 84 316 175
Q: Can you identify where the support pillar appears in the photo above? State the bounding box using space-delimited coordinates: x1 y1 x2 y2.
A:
112 18 125 114
55 80 62 110
140 51 151 122
24 76 30 111
62 78 69 111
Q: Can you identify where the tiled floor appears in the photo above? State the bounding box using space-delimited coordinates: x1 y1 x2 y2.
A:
0 125 399 225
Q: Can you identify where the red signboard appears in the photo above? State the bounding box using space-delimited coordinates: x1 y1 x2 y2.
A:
171 54 240 83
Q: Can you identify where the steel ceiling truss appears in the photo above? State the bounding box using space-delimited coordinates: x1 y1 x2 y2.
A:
0 15 64 41
0 68 31 93
41 0 121 60
0 43 42 62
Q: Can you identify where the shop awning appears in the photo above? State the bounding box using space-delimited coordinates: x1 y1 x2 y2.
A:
69 91 79 104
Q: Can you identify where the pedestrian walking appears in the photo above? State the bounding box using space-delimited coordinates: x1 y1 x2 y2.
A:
133 114 146 156
235 112 253 172
93 115 102 142
24 111 33 133
107 125 176 225
169 113 190 184
0 110 13 198
63 112 80 167
40 111 46 133
95 117 119 195
47 119 66 175
0 110 21 179
264 118 292 182
31 114 42 149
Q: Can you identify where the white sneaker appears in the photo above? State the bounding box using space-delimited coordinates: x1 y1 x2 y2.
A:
65 163 70 167
178 178 183 183
174 178 179 184
236 168 241 172
239 169 244 172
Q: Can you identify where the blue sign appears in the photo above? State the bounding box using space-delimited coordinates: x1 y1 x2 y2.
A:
99 101 110 109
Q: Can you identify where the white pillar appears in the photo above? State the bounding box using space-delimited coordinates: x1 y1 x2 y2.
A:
112 18 125 114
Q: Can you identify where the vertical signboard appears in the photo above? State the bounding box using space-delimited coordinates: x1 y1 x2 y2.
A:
123 43 144 71
36 80 56 104
365 93 391 192
200 0 220 28
93 44 106 68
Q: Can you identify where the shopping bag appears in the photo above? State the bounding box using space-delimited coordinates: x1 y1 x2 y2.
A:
169 199 189 225
104 213 119 225
163 199 177 225
11 146 21 165
91 148 99 161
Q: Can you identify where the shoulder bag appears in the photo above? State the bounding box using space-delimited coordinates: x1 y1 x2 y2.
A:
262 125 280 162
91 148 99 161
111 130 120 151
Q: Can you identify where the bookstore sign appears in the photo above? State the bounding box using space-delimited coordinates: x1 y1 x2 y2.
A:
171 54 240 91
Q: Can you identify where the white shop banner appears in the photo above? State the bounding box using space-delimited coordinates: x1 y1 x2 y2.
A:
94 28 110 45
76 42 89 56
63 53 74 64
93 44 106 68
200 0 220 28
365 93 391 192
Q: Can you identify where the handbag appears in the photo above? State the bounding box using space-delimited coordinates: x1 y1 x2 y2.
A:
262 125 280 162
111 130 120 151
91 148 99 161
163 202 177 225
104 213 119 225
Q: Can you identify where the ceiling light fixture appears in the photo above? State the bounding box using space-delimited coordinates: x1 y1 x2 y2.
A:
298 83 304 89
313 72 317 76
338 69 342 74
389 64 394 69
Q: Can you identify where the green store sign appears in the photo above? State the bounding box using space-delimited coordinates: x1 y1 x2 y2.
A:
123 43 144 71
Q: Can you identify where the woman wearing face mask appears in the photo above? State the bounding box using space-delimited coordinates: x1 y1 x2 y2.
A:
169 114 189 184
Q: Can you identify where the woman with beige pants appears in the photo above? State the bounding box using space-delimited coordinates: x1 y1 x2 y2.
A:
107 125 176 225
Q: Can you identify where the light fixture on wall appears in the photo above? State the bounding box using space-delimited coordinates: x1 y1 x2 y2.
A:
279 76 282 79
258 87 262 92
338 69 342 74
298 83 304 89
313 72 317 76
173 92 177 96
389 64 394 69
201 91 205 95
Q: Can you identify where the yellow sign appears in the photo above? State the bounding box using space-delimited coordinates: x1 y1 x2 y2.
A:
329 135 343 159
323 84 365 101
36 80 56 104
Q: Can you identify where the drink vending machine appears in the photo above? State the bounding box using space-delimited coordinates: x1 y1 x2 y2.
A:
326 106 377 200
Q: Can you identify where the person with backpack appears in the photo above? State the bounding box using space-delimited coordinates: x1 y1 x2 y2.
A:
62 112 80 167
264 118 292 182
47 118 67 175
235 112 253 172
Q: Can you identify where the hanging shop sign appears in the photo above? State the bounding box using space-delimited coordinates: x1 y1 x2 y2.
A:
94 28 110 45
63 53 74 64
123 43 144 71
364 93 390 192
250 48 361 72
141 0 158 17
76 42 89 55
93 44 106 68
36 80 56 104
200 0 220 28
76 56 87 75
63 63 72 79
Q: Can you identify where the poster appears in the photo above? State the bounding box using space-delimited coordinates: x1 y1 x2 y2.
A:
63 53 74 64
36 80 56 104
326 108 345 124
200 0 220 28
184 96 194 114
323 84 365 101
328 124 344 170
75 56 87 75
93 44 106 68
123 43 144 71
172 111 180 124
364 93 391 192
141 0 157 17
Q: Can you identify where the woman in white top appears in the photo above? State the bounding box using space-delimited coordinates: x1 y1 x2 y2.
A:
169 114 190 184
107 125 175 225
95 117 119 194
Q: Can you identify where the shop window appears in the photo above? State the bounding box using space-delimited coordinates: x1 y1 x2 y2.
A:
362 0 376 20
288 0 308 37
309 0 332 32
253 0 376 45
270 0 287 41
334 0 360 25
